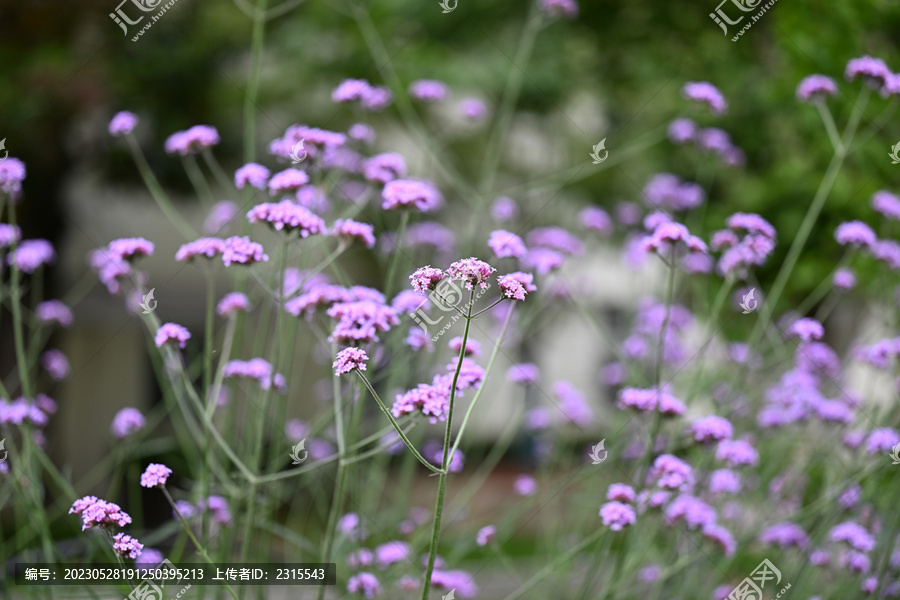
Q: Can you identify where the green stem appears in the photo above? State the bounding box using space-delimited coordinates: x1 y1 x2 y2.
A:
384 210 409 298
244 0 270 164
181 154 215 208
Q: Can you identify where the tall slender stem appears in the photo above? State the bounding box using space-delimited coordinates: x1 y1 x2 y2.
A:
244 0 270 163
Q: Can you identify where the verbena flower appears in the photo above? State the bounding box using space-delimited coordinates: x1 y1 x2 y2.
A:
871 190 900 221
111 407 145 438
374 540 411 567
175 237 226 262
204 201 239 235
222 358 286 392
507 363 539 384
460 98 488 120
829 522 875 552
607 483 636 503
8 239 55 273
498 272 537 301
650 454 694 490
689 415 733 443
642 173 705 211
758 521 810 548
154 323 191 349
36 300 73 327
788 317 825 342
234 163 270 190
348 123 376 144
522 248 564 275
865 428 900 454
840 550 871 573
702 523 736 556
338 513 368 541
327 301 399 344
599 501 636 530
346 549 374 568
247 200 326 237
667 118 698 144
112 533 143 559
332 219 375 248
681 81 728 115
381 179 443 212
834 220 876 248
845 55 891 86
216 292 251 317
267 168 309 195
665 494 716 530
362 152 406 184
109 111 139 136
709 469 741 495
0 223 22 248
135 548 164 568
488 230 527 259
41 350 70 380
347 572 381 598
69 496 133 531
513 475 538 496
140 463 172 487
447 257 496 290
526 226 583 255
200 495 232 524
554 381 592 426
579 206 613 235
833 267 856 290
332 79 371 103
448 337 481 357
476 525 496 546
796 74 838 102
641 221 707 255
222 236 268 267
409 79 449 102
334 347 369 375
491 196 519 221
538 0 579 19
164 125 220 155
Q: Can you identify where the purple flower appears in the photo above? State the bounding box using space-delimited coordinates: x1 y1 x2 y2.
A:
872 239 900 270
334 347 369 376
382 179 443 212
360 86 394 111
507 363 539 384
460 98 488 120
332 219 375 248
833 267 856 290
689 415 733 443
374 540 411 567
522 247 564 275
476 525 496 546
643 173 705 211
667 118 698 144
514 474 538 496
216 292 251 317
135 548 164 568
838 484 862 510
222 236 268 267
348 123 376 144
725 212 776 238
332 79 371 103
247 200 325 237
759 522 810 548
796 74 839 102
448 336 481 357
607 483 636 503
491 196 519 221
871 190 900 221
527 226 583 255
346 549 374 568
538 0 579 19
204 201 239 235
866 427 900 454
788 317 825 342
845 55 891 86
111 407 146 438
327 301 400 344
175 237 226 262
409 79 449 102
830 522 875 552
498 271 537 301
140 463 172 487
579 206 613 235
8 239 55 273
0 157 27 197
554 381 592 426
41 350 70 380
347 572 381 598
650 454 694 490
599 501 636 531
681 81 728 115
338 513 368 541
488 230 527 259
108 238 154 262
234 163 270 190
266 168 309 195
431 570 477 598
448 257 496 290
164 125 220 155
709 469 741 495
154 323 191 349
69 496 133 530
702 523 736 556
362 152 406 184
665 494 717 530
200 495 231 524
641 221 707 255
0 223 21 248
112 533 143 559
835 220 877 248
617 387 659 412
36 300 73 327
109 111 139 136
841 551 871 573
222 358 286 392
697 127 733 155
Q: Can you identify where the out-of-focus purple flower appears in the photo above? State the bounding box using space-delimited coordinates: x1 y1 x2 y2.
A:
702 523 736 556
527 226 583 255
36 300 73 327
488 230 527 259
348 123 376 144
362 152 406 184
164 125 220 155
668 117 698 144
448 336 481 357
234 163 270 190
327 301 400 344
689 415 733 443
338 512 368 541
69 496 132 530
882 73 900 97
360 86 394 111
173 500 196 519
709 469 741 495
862 576 878 594
643 173 706 212
332 219 376 249
382 179 443 212
0 157 27 197
409 80 449 102
617 387 658 412
838 484 862 510
460 98 488 120
332 79 371 103
247 200 326 237
841 550 872 573
788 317 825 342
835 220 877 248
525 407 552 430
392 375 454 423
810 549 831 566
538 0 579 19
681 81 728 115
204 201 239 235
554 381 592 426
112 533 143 559
431 570 478 598
871 190 900 221
491 196 519 221
830 522 875 552
222 358 286 392
476 525 496 546
108 238 154 262
111 407 145 438
665 494 717 529
498 272 537 301
334 347 369 376
507 363 539 385
833 267 856 290
175 237 226 262
650 454 694 490
796 74 839 102
154 323 191 349
726 212 776 239
0 223 21 248
216 292 251 317
347 572 381 598
392 290 428 315
8 239 55 273
607 483 636 503
346 549 374 568
579 206 613 235
222 236 268 267
374 540 411 567
285 418 309 441
845 55 891 86
200 495 231 524
41 350 70 380
0 398 48 427
872 239 900 270
267 168 310 195
423 440 465 472
697 127 733 154
759 522 810 548
140 463 172 487
866 428 900 454
514 474 538 496
599 501 636 531
135 548 164 568
639 564 661 583
641 221 708 255
109 111 139 136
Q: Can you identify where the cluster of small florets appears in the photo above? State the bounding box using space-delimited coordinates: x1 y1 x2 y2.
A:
222 358 286 392
711 212 777 278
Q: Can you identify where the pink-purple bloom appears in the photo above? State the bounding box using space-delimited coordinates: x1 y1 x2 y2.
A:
599 501 636 530
234 163 270 190
332 219 376 248
69 496 133 531
507 363 539 384
759 522 810 548
460 98 488 120
164 125 220 155
447 257 496 290
871 190 900 221
681 81 727 115
140 463 172 487
347 572 381 598
476 525 496 546
222 236 269 267
112 533 143 559
845 55 891 86
154 323 191 349
409 79 449 102
41 350 70 380
362 152 406 184
488 230 527 259
0 157 27 197
216 292 251 317
788 317 825 342
668 118 698 144
247 200 326 237
689 415 734 443
204 201 239 235
650 454 694 490
334 347 369 375
797 74 839 101
175 237 226 262
829 522 875 552
514 474 538 496
835 220 877 248
108 111 139 136
222 358 286 392
8 239 55 273
111 407 146 438
36 300 74 327
267 168 310 195
382 179 443 212
498 272 537 301
538 0 579 19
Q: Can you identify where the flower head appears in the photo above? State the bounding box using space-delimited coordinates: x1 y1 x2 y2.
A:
409 80 449 102
362 152 406 184
0 157 27 197
175 237 226 262
222 236 268 267
650 454 694 490
222 358 286 392
491 196 519 221
69 496 132 531
447 257 496 290
788 317 825 342
488 230 527 259
8 239 55 273
476 525 496 546
204 201 239 235
267 168 310 195
332 219 375 248
689 415 733 443
607 483 636 503
759 522 810 548
347 572 381 598
498 272 536 301
334 347 369 375
667 118 698 143
41 350 70 380
216 292 252 317
599 501 636 530
111 407 146 438
797 74 838 102
234 163 270 190
36 300 73 327
382 179 443 212
154 323 191 349
164 125 220 155
835 220 877 248
514 474 538 496
112 533 143 559
507 363 539 384
460 98 488 120
681 81 727 115
538 0 579 19
247 200 326 237
845 55 891 86
109 111 138 136
140 463 172 487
